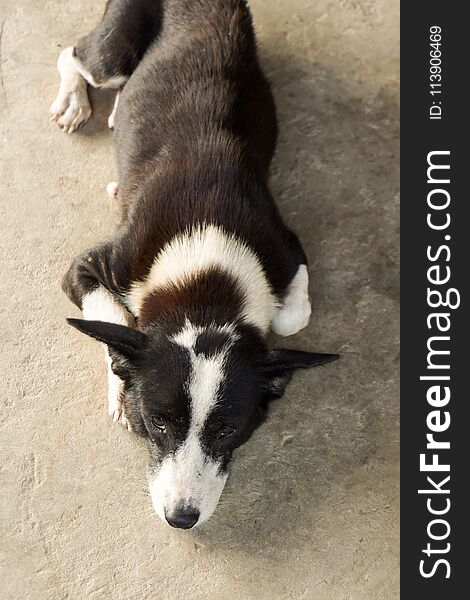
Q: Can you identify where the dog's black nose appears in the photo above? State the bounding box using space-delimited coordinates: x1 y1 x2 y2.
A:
165 509 200 529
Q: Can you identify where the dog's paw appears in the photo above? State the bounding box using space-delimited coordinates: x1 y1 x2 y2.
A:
271 299 311 336
107 369 132 431
271 265 312 336
49 89 92 134
109 398 132 432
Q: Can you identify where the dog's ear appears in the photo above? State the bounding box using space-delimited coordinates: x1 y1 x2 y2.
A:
259 349 339 400
67 318 147 360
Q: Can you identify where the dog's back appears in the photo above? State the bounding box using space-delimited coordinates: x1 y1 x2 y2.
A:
117 0 277 177
77 0 303 299
57 0 309 310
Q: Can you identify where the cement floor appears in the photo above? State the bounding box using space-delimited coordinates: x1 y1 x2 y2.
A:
0 1 399 598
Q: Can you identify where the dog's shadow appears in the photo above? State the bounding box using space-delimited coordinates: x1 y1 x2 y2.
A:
191 49 399 554
79 88 116 137
81 45 399 557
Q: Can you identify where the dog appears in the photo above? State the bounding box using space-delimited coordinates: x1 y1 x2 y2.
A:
51 0 338 529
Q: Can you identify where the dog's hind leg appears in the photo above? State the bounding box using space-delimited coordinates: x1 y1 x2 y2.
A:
50 0 163 132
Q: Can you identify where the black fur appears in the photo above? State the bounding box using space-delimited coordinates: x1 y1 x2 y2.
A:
63 0 306 313
60 0 339 525
67 317 337 464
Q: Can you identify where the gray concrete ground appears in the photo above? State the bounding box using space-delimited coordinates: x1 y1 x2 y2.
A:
0 1 399 598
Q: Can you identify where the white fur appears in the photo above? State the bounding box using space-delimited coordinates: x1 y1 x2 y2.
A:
82 286 132 325
82 287 134 428
149 320 236 525
172 320 237 427
49 47 92 133
106 181 119 198
271 264 311 336
126 225 276 333
149 441 227 526
172 320 238 351
72 52 127 89
108 91 121 129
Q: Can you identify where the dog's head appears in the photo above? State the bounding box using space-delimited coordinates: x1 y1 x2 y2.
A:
68 317 338 528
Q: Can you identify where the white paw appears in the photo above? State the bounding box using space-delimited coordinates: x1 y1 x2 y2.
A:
272 298 312 336
107 363 132 431
49 89 92 133
106 181 119 199
271 264 312 337
108 398 132 431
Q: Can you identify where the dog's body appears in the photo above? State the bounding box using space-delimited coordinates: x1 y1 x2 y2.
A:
52 0 337 528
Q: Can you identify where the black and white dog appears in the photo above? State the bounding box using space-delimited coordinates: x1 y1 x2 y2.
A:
51 0 338 529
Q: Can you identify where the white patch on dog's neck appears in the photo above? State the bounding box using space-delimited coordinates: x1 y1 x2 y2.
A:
126 224 276 333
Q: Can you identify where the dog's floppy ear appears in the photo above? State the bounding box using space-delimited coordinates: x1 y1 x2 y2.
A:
259 349 339 400
67 318 147 360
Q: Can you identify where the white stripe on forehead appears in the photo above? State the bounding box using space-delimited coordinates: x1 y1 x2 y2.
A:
126 224 276 333
172 321 238 429
172 320 237 349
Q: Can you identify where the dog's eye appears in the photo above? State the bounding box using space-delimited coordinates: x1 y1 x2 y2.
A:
216 424 236 439
151 416 167 433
